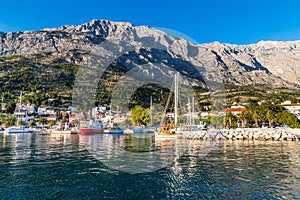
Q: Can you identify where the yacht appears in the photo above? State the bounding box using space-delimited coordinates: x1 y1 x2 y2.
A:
4 126 33 134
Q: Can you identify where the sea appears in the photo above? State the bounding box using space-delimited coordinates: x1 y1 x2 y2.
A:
0 133 299 199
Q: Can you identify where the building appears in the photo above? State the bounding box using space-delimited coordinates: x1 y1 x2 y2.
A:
219 105 245 116
279 101 300 118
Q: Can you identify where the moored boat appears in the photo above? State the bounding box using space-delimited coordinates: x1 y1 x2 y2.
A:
50 130 71 134
103 123 124 134
156 124 179 140
156 73 180 139
4 126 33 134
49 124 79 135
80 120 103 134
49 129 78 134
133 126 145 133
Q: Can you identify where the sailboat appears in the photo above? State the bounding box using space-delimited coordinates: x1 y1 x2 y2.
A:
4 92 33 134
144 95 157 133
155 73 180 139
177 96 208 140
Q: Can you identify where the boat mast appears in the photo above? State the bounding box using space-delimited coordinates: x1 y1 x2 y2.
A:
174 73 178 126
192 96 195 125
150 95 153 126
19 91 22 106
1 96 4 112
188 97 191 125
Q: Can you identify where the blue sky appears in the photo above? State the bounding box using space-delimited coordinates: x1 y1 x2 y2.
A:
0 0 300 44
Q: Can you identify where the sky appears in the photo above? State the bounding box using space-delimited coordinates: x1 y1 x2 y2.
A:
0 0 300 45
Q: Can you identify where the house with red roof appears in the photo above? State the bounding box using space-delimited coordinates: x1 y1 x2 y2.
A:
219 105 245 115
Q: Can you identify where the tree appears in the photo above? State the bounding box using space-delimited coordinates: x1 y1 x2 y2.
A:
3 121 10 128
61 117 69 124
265 109 276 128
205 115 224 128
238 111 248 128
224 112 236 129
276 110 300 128
17 120 25 127
28 120 36 128
48 120 56 128
130 106 150 126
248 105 261 128
124 118 133 127
0 113 6 125
5 102 16 114
70 119 79 127
38 117 47 129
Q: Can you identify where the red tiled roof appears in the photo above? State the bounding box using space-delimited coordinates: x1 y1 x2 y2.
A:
279 104 300 107
220 107 245 113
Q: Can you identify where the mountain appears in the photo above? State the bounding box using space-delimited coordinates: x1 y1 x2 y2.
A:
202 41 300 87
0 19 300 94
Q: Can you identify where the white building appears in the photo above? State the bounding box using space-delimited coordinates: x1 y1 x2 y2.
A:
279 101 300 118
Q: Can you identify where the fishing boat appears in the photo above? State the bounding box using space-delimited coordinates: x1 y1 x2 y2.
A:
80 119 103 134
103 123 124 134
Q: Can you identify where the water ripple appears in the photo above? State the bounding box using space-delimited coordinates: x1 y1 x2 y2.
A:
0 134 300 199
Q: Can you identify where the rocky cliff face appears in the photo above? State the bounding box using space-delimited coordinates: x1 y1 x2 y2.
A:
202 41 300 87
0 19 299 88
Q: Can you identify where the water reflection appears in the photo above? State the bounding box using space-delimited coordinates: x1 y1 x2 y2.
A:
81 133 173 174
80 133 217 174
0 133 299 199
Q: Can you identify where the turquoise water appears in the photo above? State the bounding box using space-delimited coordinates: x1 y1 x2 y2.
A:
0 133 299 199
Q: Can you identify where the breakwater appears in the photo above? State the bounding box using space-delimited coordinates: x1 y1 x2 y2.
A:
181 128 300 141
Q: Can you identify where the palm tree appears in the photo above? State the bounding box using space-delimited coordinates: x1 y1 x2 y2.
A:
3 121 10 128
224 112 235 129
38 117 47 129
48 120 56 128
248 105 260 128
28 120 36 128
238 111 247 128
265 109 275 128
17 120 25 127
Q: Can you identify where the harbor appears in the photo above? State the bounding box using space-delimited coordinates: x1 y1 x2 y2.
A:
1 132 300 199
1 3 300 198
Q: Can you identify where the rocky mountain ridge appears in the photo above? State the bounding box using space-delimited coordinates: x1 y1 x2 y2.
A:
0 19 300 89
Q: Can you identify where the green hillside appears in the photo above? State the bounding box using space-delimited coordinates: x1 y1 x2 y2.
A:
1 55 300 113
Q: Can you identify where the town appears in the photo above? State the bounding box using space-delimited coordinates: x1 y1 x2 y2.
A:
1 90 300 133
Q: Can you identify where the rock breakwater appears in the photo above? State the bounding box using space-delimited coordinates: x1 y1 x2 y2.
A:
181 128 300 141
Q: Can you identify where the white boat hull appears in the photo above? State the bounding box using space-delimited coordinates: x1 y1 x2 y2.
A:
4 127 33 134
103 129 124 134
